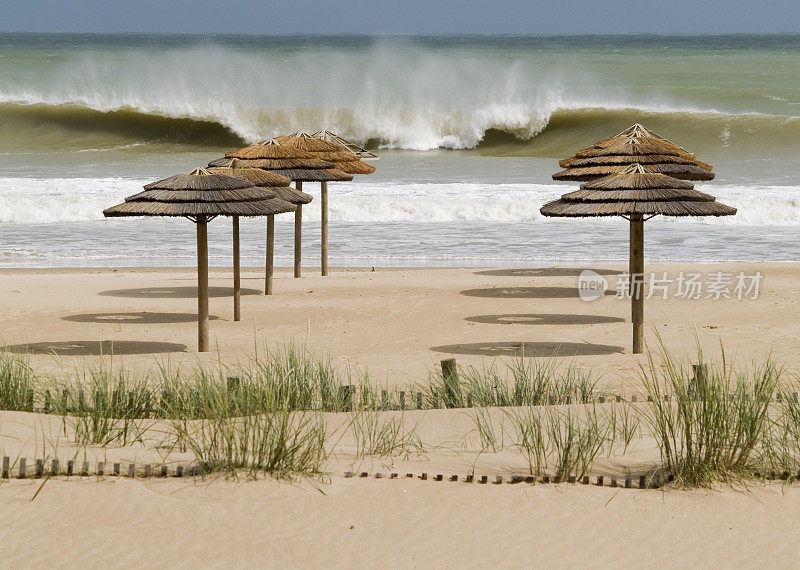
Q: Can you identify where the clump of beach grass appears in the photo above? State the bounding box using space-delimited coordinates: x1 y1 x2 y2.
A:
420 355 604 409
505 405 608 480
171 410 328 479
467 407 505 453
51 364 153 446
0 353 36 411
347 410 424 459
639 337 780 487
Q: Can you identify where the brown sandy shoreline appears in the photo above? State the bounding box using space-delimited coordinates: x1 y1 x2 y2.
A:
2 262 800 567
0 262 797 385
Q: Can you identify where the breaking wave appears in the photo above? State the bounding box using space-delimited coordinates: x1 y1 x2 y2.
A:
1 39 797 154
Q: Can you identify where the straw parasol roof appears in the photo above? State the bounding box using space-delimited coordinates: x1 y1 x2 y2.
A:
210 139 354 183
207 159 312 205
104 168 296 352
540 163 735 354
553 124 715 181
277 132 376 175
541 164 736 218
104 167 295 219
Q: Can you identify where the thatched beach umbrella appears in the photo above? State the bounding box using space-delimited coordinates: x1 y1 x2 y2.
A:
553 124 715 182
207 160 311 296
540 164 736 353
213 140 353 278
276 132 375 276
103 168 295 352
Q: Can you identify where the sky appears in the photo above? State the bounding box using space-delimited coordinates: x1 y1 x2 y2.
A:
1 0 798 35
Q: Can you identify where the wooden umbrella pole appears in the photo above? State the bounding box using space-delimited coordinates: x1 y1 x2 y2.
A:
294 181 303 278
630 213 645 354
265 214 275 295
321 181 328 276
197 216 210 352
233 216 241 322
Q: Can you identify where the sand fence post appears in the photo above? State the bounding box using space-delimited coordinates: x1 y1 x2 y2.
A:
338 385 355 411
691 364 707 399
265 214 275 295
233 216 241 322
630 214 645 354
441 358 461 408
321 181 328 276
197 215 210 352
294 182 303 278
2 457 9 479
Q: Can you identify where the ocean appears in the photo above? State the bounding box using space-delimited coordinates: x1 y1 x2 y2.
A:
0 33 798 267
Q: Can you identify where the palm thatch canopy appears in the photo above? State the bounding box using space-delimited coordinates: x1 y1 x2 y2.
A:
271 186 313 205
277 132 376 175
103 168 297 353
206 159 291 186
541 164 735 218
104 167 296 219
541 162 735 355
310 130 379 159
207 159 311 205
208 157 335 170
225 139 315 160
553 124 714 182
211 139 353 182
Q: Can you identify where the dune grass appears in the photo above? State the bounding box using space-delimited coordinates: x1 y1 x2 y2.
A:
347 410 424 459
419 356 604 409
639 338 781 487
0 353 36 411
5 341 800 487
170 410 328 479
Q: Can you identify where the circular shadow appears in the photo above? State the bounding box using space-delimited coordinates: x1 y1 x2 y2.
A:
465 314 625 325
461 287 616 299
475 268 623 277
430 341 624 357
98 286 261 299
62 312 220 324
2 340 188 356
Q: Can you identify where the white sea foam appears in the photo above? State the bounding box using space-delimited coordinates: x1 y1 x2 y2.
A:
1 177 798 226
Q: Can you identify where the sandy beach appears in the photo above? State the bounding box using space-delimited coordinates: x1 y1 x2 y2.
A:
4 475 800 567
1 263 799 566
2 25 800 569
1 263 797 386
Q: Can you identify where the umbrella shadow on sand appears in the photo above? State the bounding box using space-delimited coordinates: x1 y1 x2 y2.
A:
62 312 220 324
1 340 187 356
466 313 625 326
461 287 617 299
475 268 623 278
430 341 624 357
98 286 261 299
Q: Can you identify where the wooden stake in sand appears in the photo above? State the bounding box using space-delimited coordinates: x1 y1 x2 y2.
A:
197 216 210 352
265 214 275 295
441 358 460 408
321 181 328 276
630 213 644 353
294 182 303 278
232 216 241 322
